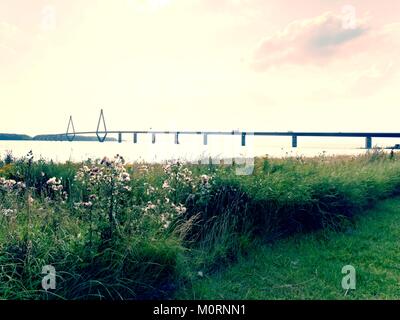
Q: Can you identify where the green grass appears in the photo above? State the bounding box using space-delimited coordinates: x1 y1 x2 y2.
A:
2 150 400 299
178 198 400 299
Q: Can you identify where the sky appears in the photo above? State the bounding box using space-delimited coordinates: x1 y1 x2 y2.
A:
0 0 399 136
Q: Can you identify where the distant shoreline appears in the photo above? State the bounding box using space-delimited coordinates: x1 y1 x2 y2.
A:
0 133 116 142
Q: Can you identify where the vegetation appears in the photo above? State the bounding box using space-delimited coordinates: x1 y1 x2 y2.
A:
0 133 32 140
32 134 116 141
178 198 400 299
0 133 116 141
1 149 400 299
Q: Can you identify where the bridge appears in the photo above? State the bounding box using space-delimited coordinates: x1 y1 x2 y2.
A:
62 110 400 149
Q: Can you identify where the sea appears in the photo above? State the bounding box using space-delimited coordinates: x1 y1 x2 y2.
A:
0 135 399 164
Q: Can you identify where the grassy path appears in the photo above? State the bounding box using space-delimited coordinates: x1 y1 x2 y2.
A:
178 198 400 299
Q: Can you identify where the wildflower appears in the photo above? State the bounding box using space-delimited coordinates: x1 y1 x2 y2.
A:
115 154 125 164
26 150 34 163
0 179 16 190
163 164 172 173
120 172 131 182
16 182 26 190
160 213 171 229
146 185 156 195
123 185 132 191
163 221 171 229
75 201 93 209
100 156 112 166
51 184 63 191
75 171 84 180
172 203 187 215
6 179 16 187
200 174 210 184
83 201 93 208
162 180 170 189
1 209 15 216
46 177 58 185
146 202 156 210
143 201 157 213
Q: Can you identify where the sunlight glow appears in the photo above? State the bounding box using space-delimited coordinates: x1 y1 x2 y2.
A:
127 0 171 12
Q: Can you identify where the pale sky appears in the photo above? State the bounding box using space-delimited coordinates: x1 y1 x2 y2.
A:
1 0 399 136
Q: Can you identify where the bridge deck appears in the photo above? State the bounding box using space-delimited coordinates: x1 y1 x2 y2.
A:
62 110 400 147
64 131 400 138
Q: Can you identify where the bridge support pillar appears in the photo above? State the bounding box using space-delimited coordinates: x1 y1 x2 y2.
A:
152 133 156 144
292 135 298 148
118 132 122 143
241 133 246 146
133 133 137 143
203 133 208 145
365 136 372 149
175 132 179 144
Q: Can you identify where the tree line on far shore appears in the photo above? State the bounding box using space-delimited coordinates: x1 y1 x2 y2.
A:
0 133 116 141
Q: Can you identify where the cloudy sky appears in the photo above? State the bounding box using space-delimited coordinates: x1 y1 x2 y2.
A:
1 0 399 135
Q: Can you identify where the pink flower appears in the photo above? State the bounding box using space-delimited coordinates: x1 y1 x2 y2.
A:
162 180 170 189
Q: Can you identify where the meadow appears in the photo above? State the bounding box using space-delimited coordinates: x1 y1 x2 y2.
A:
0 149 400 299
177 197 400 299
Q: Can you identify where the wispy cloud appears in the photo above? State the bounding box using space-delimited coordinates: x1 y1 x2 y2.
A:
252 12 369 70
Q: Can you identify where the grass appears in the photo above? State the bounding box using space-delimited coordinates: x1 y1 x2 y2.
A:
1 149 400 299
178 198 400 299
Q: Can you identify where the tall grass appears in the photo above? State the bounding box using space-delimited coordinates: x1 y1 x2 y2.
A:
1 150 400 299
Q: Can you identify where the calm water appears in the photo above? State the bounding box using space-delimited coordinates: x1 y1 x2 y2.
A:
1 136 399 163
